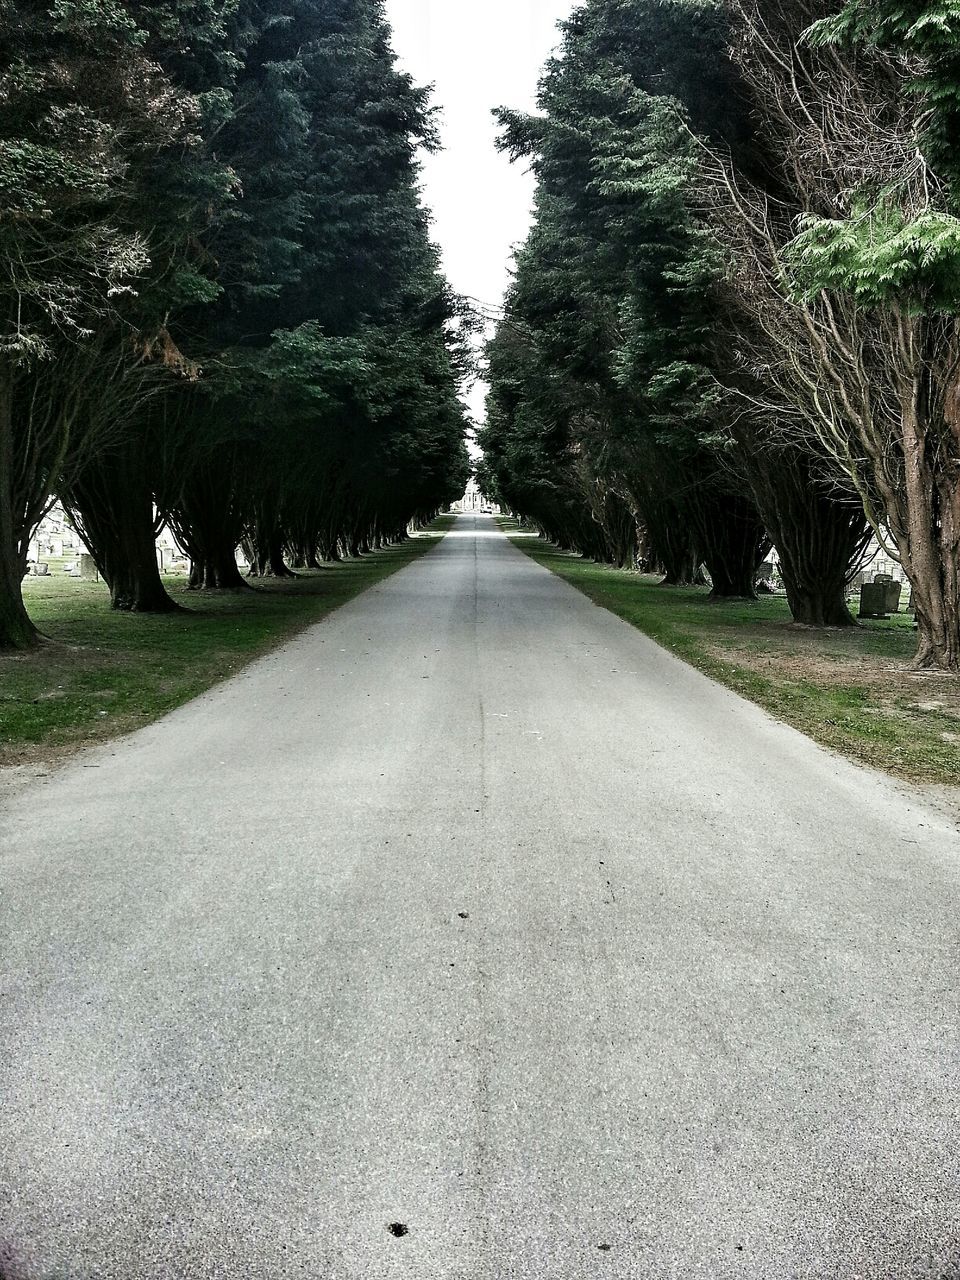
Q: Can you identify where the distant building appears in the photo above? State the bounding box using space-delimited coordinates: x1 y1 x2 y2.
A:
456 479 482 512
860 543 906 584
453 479 499 514
845 540 907 594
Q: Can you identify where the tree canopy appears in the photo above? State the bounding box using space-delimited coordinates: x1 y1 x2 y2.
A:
0 0 470 643
482 0 960 666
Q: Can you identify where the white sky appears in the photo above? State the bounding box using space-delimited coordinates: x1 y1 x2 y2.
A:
385 0 577 432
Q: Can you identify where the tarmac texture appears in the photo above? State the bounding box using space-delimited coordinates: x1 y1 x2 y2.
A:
1 515 958 1279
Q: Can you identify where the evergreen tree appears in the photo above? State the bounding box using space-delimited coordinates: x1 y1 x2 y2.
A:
484 0 874 619
0 0 211 643
1 0 468 638
486 0 772 594
162 0 469 583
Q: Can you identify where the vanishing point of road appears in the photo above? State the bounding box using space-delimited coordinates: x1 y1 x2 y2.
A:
2 515 958 1279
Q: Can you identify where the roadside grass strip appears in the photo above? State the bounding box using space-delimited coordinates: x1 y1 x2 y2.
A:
0 519 453 765
503 519 960 788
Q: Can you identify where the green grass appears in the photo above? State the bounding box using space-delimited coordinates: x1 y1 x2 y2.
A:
0 519 453 764
503 519 960 787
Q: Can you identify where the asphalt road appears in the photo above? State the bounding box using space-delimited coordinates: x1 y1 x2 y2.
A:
1 514 959 1280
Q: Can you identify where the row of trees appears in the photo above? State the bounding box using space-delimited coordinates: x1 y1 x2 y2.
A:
1 0 470 650
479 0 960 670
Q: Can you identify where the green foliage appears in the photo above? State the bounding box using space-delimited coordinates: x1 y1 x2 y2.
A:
160 0 471 548
808 0 960 77
0 0 469 648
49 1 145 42
786 204 960 309
482 0 753 570
0 0 199 356
796 2 960 310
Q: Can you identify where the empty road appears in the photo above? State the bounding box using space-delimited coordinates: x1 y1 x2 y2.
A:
1 514 959 1280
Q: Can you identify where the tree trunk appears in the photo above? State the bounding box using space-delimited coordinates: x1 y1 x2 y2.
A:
245 521 295 578
63 435 181 613
783 577 857 627
288 535 320 570
741 451 870 627
707 562 760 599
167 460 249 592
696 493 770 600
895 393 960 670
0 370 38 649
643 502 700 585
581 484 638 567
659 552 702 587
189 550 249 591
106 536 179 612
268 530 293 577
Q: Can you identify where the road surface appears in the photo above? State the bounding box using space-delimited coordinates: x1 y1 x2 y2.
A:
1 514 959 1280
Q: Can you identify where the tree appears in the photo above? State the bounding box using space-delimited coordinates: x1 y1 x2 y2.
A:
2 0 468 635
484 0 881 620
57 0 239 610
160 0 469 583
0 0 205 643
486 2 771 595
712 0 960 665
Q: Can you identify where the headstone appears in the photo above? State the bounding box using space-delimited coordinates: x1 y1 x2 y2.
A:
859 581 889 618
882 580 902 614
80 553 99 582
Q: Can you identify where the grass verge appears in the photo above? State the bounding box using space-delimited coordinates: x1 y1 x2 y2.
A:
0 519 452 766
502 518 960 788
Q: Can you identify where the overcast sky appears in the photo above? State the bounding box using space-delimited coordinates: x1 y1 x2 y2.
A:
385 0 577 427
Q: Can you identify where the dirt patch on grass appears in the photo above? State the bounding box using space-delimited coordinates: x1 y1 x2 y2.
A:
917 783 960 828
0 706 158 769
709 641 960 719
700 636 960 789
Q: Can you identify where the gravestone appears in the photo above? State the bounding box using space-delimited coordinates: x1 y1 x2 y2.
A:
80 553 99 582
873 574 902 614
859 581 889 618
